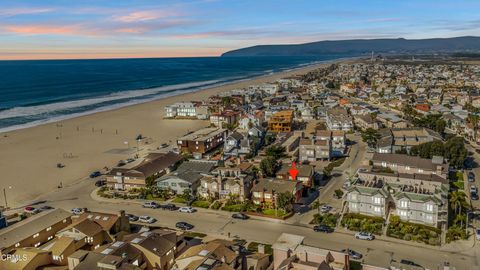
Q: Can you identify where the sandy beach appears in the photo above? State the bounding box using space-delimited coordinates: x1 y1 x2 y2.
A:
0 61 335 206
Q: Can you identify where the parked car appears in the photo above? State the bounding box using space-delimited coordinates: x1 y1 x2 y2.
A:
313 224 333 233
400 259 422 267
71 208 84 215
178 206 196 213
117 160 127 167
340 249 363 260
24 206 40 214
470 185 478 194
89 171 101 178
142 201 160 208
159 203 177 211
39 205 54 211
95 179 106 187
176 221 194 230
472 192 479 200
469 172 476 182
354 232 374 240
232 213 249 220
126 214 139 222
320 205 332 213
476 228 480 240
126 158 135 163
138 216 156 224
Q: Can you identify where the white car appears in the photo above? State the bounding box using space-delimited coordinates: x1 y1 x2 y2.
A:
470 185 478 194
178 206 196 213
320 205 332 213
138 216 156 224
71 208 84 215
355 231 375 241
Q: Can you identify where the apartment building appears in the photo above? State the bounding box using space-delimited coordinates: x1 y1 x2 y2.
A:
371 153 449 178
0 209 72 254
106 152 183 191
177 127 227 154
345 152 449 227
325 107 353 131
268 110 294 132
298 138 331 162
376 128 442 154
210 110 241 128
164 102 209 119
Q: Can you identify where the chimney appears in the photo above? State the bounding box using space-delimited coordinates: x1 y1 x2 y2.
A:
118 210 125 217
258 244 265 254
221 256 226 263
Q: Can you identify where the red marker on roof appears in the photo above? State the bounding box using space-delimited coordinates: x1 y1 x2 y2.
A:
289 162 299 181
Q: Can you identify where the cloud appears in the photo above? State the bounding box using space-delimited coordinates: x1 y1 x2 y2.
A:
1 24 82 35
0 7 54 17
113 10 181 23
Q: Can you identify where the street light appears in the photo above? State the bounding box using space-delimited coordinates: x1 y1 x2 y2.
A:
3 186 12 209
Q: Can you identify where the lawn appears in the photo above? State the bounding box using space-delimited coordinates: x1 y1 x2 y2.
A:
145 194 166 202
191 200 211 208
262 208 289 218
341 213 384 235
247 242 273 255
172 197 187 203
183 232 207 238
222 204 244 212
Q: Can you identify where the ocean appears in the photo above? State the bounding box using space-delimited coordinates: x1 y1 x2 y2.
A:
0 55 350 132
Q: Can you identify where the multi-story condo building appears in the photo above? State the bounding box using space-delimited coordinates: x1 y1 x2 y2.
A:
268 110 294 132
210 110 241 128
251 178 303 206
177 127 227 154
345 154 449 227
371 153 448 178
325 107 353 131
376 128 443 154
164 102 209 119
313 130 346 157
299 138 331 162
0 209 72 254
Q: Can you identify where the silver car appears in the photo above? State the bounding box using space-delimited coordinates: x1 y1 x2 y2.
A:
355 231 374 240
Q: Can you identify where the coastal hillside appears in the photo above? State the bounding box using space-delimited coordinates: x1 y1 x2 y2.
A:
221 36 480 57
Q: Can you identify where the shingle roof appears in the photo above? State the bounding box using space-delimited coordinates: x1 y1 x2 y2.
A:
0 209 71 251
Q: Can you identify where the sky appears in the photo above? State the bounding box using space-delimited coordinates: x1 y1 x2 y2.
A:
0 0 480 60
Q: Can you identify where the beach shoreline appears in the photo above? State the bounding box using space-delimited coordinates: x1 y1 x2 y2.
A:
0 58 351 207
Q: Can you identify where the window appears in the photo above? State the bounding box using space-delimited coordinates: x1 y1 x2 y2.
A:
418 169 424 173
48 236 53 241
33 233 39 238
399 210 407 216
170 182 177 187
426 214 433 221
400 200 409 208
264 194 272 199
426 204 433 211
406 166 410 170
381 161 387 167
350 203 357 209
46 226 52 232
374 207 381 213
373 197 382 204
14 243 20 248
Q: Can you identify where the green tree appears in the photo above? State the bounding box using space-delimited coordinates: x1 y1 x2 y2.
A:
266 144 286 160
361 128 381 148
276 192 294 212
444 137 468 168
260 156 277 177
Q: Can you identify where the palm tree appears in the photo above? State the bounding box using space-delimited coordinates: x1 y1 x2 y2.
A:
450 191 469 215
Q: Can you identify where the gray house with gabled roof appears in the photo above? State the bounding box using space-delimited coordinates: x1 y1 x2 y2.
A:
155 160 216 195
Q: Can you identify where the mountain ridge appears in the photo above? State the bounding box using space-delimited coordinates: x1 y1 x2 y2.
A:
221 36 480 57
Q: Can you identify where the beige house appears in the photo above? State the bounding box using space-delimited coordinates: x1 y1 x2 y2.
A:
272 233 349 270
